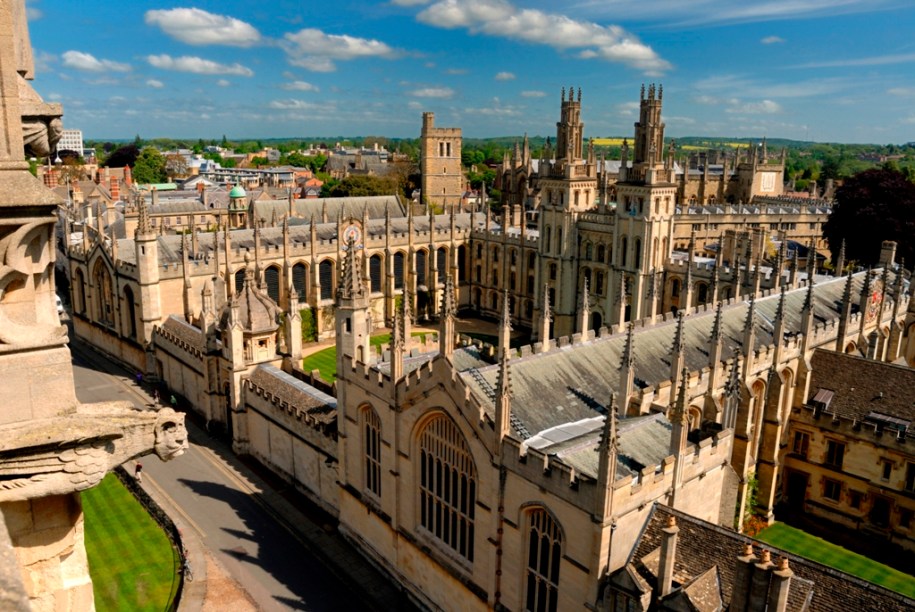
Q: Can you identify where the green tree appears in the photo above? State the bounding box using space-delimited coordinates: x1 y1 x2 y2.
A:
132 147 168 184
328 175 398 197
824 167 915 266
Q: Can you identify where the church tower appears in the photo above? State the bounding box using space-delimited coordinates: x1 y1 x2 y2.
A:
536 87 598 337
134 192 161 347
335 222 371 372
612 84 677 325
420 112 463 209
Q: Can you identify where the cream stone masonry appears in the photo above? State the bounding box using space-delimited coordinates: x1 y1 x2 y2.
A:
0 3 187 610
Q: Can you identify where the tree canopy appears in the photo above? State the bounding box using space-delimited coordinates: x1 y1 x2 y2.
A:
326 175 398 198
824 167 915 267
132 147 168 184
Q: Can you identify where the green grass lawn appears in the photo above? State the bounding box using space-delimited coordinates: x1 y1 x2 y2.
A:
303 332 431 382
757 522 915 598
82 473 181 612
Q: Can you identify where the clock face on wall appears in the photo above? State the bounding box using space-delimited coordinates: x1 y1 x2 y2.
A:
342 223 363 249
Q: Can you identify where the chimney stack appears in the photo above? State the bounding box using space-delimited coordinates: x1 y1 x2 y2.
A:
109 176 119 201
731 544 756 612
767 557 793 612
658 515 679 599
748 549 775 611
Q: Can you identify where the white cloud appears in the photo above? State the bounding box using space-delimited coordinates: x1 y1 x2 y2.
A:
888 87 915 97
26 0 42 20
761 35 784 44
147 54 254 76
144 8 261 47
446 68 468 75
793 52 915 69
282 80 320 92
726 99 782 114
408 101 424 109
216 79 231 87
495 71 515 80
391 0 432 5
146 79 164 88
62 50 131 73
416 0 670 74
269 99 320 110
521 90 545 97
282 28 400 72
33 50 55 73
411 87 455 98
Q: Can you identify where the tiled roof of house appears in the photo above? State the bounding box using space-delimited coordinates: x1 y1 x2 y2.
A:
807 349 915 421
628 504 915 611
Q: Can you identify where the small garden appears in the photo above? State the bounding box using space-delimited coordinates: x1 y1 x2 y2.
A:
302 331 432 382
82 473 181 611
756 522 915 599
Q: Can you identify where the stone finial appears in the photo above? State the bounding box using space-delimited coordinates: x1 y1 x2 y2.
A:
442 274 456 318
711 301 724 341
337 235 365 301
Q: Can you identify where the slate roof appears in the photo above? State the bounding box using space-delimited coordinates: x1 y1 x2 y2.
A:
629 504 915 611
159 315 206 351
460 270 901 473
248 364 337 426
807 350 915 422
114 212 483 266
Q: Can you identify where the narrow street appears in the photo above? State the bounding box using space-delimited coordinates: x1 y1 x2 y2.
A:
69 334 409 610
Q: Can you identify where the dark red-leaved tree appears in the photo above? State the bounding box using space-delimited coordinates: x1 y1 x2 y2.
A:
824 168 915 267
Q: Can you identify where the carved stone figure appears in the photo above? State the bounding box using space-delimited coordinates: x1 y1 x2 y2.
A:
0 405 188 503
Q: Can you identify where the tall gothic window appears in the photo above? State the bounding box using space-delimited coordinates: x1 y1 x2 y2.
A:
416 250 427 286
418 414 476 562
525 508 562 612
394 252 405 290
265 266 280 303
292 262 308 302
369 255 383 293
362 406 382 497
319 260 333 300
437 248 447 283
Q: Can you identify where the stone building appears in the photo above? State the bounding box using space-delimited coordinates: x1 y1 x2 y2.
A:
62 82 915 610
783 349 915 551
420 111 464 208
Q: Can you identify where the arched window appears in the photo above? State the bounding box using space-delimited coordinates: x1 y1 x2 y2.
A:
697 283 708 304
525 508 562 612
437 247 447 283
418 414 476 561
319 260 333 300
123 286 137 339
492 246 500 263
510 249 518 266
265 266 280 303
74 269 86 314
394 252 405 290
528 252 537 269
458 245 467 282
671 278 681 298
544 227 551 254
292 262 308 302
416 250 427 286
620 236 628 267
370 255 383 293
596 244 605 263
362 406 382 497
93 261 115 327
634 238 642 269
234 268 246 292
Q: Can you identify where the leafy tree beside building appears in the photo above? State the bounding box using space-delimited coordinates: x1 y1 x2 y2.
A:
132 147 168 184
824 167 915 267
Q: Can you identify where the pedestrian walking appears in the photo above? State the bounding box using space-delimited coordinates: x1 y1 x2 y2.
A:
134 462 143 483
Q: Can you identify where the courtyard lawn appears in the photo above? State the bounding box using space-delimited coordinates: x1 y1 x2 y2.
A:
757 522 915 599
302 332 432 382
82 473 181 612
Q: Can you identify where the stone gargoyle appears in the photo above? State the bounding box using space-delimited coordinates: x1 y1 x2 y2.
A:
0 403 187 502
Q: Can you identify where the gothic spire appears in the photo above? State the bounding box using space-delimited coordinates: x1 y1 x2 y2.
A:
136 192 152 238
835 239 846 277
622 321 635 368
775 284 788 323
600 394 620 452
499 289 512 357
672 310 686 354
711 301 724 342
337 236 365 301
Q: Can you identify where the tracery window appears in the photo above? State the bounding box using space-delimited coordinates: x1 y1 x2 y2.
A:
525 508 562 612
418 414 476 562
362 406 382 497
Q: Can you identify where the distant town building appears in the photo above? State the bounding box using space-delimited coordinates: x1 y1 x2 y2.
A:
57 128 83 154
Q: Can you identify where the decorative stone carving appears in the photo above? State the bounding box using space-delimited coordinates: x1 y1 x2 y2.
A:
0 405 187 503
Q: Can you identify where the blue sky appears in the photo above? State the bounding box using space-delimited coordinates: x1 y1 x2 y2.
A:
26 0 915 143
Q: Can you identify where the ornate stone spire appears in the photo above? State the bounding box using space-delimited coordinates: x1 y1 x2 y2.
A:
835 239 846 277
579 277 591 339
619 322 636 418
337 236 365 301
439 274 456 358
136 191 152 238
499 288 512 357
711 301 724 342
538 283 552 352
